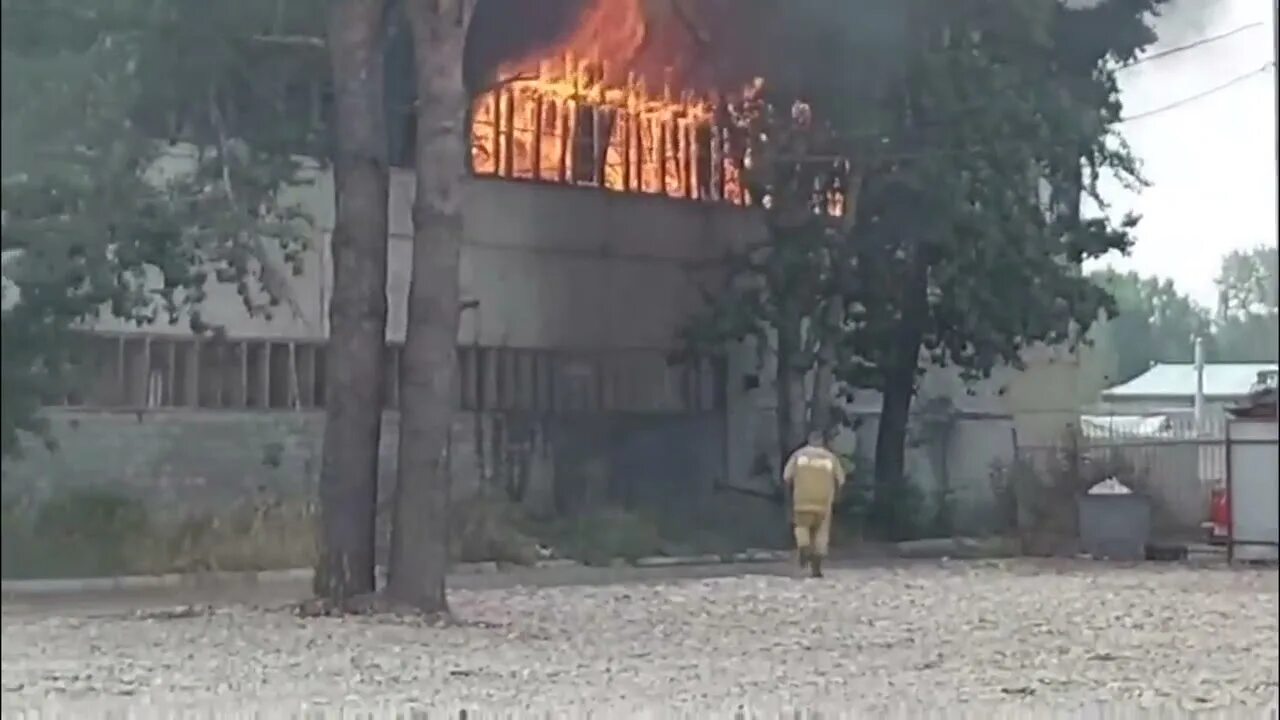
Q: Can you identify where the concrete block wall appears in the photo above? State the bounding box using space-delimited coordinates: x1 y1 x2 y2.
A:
2 408 728 520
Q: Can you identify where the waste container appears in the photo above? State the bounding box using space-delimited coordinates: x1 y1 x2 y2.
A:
1077 478 1151 561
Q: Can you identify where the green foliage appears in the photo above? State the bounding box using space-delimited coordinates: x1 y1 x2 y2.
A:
1214 246 1278 362
1090 268 1214 382
686 0 1164 534
830 456 929 541
549 508 667 566
680 80 850 360
450 496 541 566
832 461 875 527
1 0 324 455
839 0 1151 390
3 488 151 578
2 487 318 578
1216 246 1278 319
539 502 771 565
1089 247 1279 382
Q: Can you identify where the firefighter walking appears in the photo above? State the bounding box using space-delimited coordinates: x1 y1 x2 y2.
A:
782 430 846 578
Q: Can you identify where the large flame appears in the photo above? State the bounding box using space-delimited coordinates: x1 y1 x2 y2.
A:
500 0 649 85
469 0 747 204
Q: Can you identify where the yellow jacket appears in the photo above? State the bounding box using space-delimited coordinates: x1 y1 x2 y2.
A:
783 445 846 513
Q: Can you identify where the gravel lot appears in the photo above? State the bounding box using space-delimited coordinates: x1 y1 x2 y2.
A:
2 560 1277 716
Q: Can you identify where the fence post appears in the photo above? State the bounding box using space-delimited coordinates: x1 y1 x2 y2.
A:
1225 423 1234 564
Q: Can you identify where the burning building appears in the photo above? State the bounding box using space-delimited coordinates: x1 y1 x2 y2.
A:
4 1 1101 566
14 0 775 529
465 0 751 204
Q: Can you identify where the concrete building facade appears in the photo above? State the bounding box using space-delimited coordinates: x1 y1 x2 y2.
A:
4 165 1107 540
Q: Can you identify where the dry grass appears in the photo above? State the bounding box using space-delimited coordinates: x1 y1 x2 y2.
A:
146 499 319 574
2 490 317 579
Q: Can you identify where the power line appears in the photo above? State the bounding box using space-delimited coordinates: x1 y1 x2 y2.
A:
809 29 1277 148
1119 22 1265 70
1120 62 1276 123
789 64 1277 162
770 63 1276 165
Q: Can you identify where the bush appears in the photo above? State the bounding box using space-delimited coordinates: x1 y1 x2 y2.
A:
3 488 152 578
156 496 317 573
840 456 929 542
2 488 318 579
450 496 541 566
549 507 666 566
989 428 1163 555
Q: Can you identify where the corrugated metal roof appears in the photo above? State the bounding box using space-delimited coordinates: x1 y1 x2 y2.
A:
1080 414 1173 438
1102 363 1278 400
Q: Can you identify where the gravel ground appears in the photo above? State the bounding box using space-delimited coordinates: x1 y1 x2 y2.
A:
2 560 1277 716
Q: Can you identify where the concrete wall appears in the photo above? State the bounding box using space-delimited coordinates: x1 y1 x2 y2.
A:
2 408 728 522
90 170 761 352
63 165 1102 540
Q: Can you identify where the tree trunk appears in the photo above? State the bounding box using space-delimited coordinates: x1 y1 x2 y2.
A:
385 0 475 614
774 312 806 477
873 250 927 540
807 300 839 437
808 173 864 438
315 0 389 605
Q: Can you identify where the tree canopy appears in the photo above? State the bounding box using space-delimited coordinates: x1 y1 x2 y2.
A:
1090 246 1278 385
1214 246 1279 363
1089 268 1213 382
684 0 1168 537
0 0 322 454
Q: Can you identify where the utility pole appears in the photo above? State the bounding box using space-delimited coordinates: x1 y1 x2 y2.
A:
1193 335 1206 429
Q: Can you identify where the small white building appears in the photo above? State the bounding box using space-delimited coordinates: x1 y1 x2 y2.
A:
1096 363 1279 420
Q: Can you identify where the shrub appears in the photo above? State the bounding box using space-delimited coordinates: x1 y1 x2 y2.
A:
2 488 319 579
549 507 666 566
450 496 541 566
1 488 153 578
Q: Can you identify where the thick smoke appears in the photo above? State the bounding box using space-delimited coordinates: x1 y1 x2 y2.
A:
464 0 908 106
464 0 584 93
464 0 748 93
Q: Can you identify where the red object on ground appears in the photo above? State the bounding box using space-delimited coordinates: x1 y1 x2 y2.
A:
1209 488 1230 544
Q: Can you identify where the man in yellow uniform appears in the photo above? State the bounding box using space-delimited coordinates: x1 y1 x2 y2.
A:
782 430 846 578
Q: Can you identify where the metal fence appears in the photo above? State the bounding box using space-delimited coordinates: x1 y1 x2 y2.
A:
1014 414 1229 540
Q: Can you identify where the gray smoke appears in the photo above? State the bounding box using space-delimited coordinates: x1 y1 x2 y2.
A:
1147 0 1232 49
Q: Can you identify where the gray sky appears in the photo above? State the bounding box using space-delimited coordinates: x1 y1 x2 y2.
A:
1091 0 1278 308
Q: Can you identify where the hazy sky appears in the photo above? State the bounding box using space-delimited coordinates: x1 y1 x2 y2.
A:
1092 0 1278 309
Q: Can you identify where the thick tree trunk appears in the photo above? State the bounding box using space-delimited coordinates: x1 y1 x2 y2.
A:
315 0 389 605
385 0 475 614
873 250 927 540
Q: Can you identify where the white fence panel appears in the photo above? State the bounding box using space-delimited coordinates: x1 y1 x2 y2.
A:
1227 419 1280 562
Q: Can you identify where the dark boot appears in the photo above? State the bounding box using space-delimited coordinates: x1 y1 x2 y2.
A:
797 547 810 569
810 554 824 578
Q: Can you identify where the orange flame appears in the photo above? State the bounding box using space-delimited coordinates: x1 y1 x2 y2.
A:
500 0 649 85
469 0 747 205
